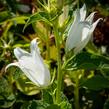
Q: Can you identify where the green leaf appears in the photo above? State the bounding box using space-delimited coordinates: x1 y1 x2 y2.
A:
60 101 72 109
42 90 53 104
0 77 11 93
59 93 72 109
81 75 109 91
0 99 15 108
16 76 40 95
0 11 11 22
0 77 16 108
46 104 60 109
24 11 52 30
12 68 23 80
21 100 48 109
65 52 109 71
11 16 28 24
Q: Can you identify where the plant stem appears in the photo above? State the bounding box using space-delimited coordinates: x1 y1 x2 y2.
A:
56 43 62 104
46 25 50 61
53 25 62 104
74 72 79 109
46 39 50 60
48 0 50 11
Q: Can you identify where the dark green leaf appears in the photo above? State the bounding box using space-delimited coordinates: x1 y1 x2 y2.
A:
81 75 109 91
26 101 44 109
46 104 60 109
24 11 52 30
0 78 15 108
42 90 53 104
59 93 72 109
0 11 11 22
65 52 109 71
60 101 72 109
0 99 15 108
0 77 11 93
21 100 48 109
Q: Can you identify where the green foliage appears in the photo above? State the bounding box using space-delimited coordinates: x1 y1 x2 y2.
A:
24 11 53 30
81 75 109 91
0 77 16 108
21 100 70 109
64 52 109 71
0 0 109 109
16 76 40 96
21 100 48 109
42 90 53 104
46 104 60 109
60 101 72 109
0 11 11 22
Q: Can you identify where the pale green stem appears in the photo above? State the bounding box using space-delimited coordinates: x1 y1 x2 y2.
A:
53 25 62 104
2 22 12 39
46 25 50 61
46 38 50 60
74 72 79 109
48 0 50 11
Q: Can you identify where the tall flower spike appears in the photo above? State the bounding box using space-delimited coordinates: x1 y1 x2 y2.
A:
65 4 101 54
6 39 51 88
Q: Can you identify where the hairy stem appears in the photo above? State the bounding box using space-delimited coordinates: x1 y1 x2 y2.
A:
53 24 62 104
46 25 50 61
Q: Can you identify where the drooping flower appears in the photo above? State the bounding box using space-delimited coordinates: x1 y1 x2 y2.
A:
65 4 101 54
6 39 50 88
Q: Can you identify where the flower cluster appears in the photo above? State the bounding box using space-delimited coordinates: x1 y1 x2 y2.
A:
6 5 101 89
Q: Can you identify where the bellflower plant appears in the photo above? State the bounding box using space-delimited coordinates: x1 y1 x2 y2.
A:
66 4 101 54
6 39 51 88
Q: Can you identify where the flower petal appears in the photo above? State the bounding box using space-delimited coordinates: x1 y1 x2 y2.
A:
30 39 45 70
21 66 50 87
74 18 101 54
67 10 79 38
70 4 86 29
18 56 50 87
86 12 96 24
5 62 19 72
66 21 90 52
14 47 30 60
74 27 90 54
90 18 102 32
30 38 40 55
42 66 51 87
80 4 86 21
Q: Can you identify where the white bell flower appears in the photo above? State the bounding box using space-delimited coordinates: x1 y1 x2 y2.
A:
6 39 51 88
65 4 101 54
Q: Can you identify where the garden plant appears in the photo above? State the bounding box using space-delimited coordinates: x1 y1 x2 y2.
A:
1 0 109 109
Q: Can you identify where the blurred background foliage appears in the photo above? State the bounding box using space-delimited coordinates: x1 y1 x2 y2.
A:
0 0 109 109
